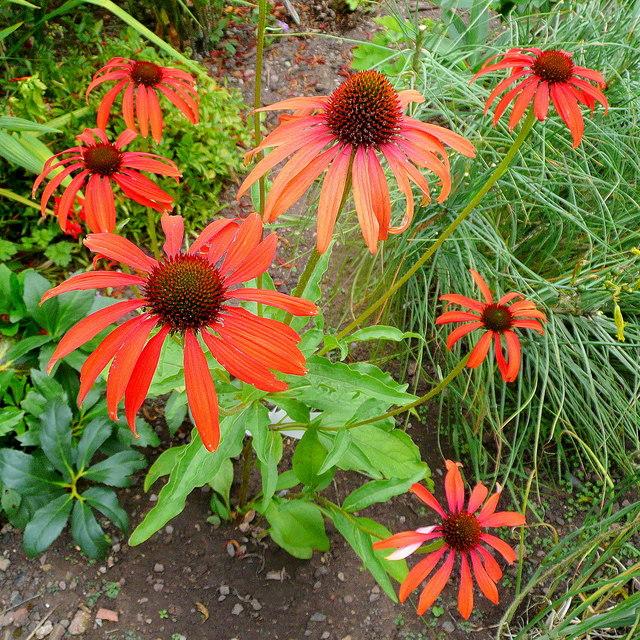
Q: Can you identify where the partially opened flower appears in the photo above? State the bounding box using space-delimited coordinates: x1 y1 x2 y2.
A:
436 270 547 382
472 48 608 147
86 58 199 142
41 213 317 451
373 460 525 619
33 128 180 233
237 70 475 254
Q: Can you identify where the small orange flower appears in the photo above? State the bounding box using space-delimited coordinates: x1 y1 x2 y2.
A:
472 48 608 147
373 460 525 619
86 58 199 142
33 128 180 233
436 270 547 382
41 213 317 451
238 70 475 254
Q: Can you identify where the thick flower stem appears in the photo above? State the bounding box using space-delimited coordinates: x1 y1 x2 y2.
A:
254 0 268 315
321 109 537 349
146 209 161 259
237 436 254 510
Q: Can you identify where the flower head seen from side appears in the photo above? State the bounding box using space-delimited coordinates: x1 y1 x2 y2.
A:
436 270 547 383
373 460 525 619
237 70 476 254
41 213 317 451
472 48 608 147
32 128 180 234
86 58 199 142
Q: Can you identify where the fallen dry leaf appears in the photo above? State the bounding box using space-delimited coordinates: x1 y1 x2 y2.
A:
195 601 209 622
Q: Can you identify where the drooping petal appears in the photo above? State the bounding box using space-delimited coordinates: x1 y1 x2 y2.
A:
385 542 423 561
78 315 149 405
84 233 159 273
372 530 438 551
146 86 165 142
417 550 455 615
398 547 447 603
201 330 287 393
503 330 522 382
534 81 550 120
83 173 116 233
96 79 128 129
494 334 510 382
223 234 277 287
550 83 584 147
446 322 483 349
316 146 352 253
458 554 474 619
41 272 147 303
470 549 499 604
106 316 158 419
351 146 380 254
483 70 531 113
366 148 391 238
122 82 136 131
508 77 539 129
512 319 545 333
47 299 145 371
184 330 220 452
444 460 465 513
476 545 503 582
410 483 447 518
467 331 493 368
124 325 171 432
480 533 517 564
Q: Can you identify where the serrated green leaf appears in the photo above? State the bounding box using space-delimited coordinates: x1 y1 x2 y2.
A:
71 499 109 559
0 407 25 436
342 474 423 513
317 429 351 475
0 239 17 261
23 493 72 557
44 242 74 268
130 411 247 545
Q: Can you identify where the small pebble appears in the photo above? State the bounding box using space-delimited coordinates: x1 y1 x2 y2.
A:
154 563 164 573
232 604 244 616
310 612 326 622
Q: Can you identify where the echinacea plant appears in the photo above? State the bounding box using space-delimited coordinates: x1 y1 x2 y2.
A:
374 461 525 619
32 128 180 233
86 58 199 141
238 70 476 253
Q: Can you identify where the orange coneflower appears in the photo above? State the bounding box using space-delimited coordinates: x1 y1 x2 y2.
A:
237 70 476 254
86 58 199 142
373 460 525 619
41 213 317 451
472 48 608 147
436 270 547 382
32 128 180 234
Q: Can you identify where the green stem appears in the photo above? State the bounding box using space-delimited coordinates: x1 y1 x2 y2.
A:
237 437 254 510
254 0 268 216
320 109 537 351
254 0 268 315
322 355 469 431
146 207 161 259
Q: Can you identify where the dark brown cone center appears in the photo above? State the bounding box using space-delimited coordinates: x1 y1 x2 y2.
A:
83 144 122 176
441 512 481 552
531 50 574 83
131 61 163 86
481 304 513 332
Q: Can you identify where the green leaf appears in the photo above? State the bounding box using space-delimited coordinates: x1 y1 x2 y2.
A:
328 506 401 602
44 242 74 267
23 493 72 557
349 325 423 344
143 444 187 492
0 407 25 436
39 399 74 478
0 239 17 261
30 368 65 400
292 428 332 488
317 429 351 475
209 458 234 509
359 516 410 584
275 469 299 491
71 499 109 559
76 418 112 470
0 449 61 494
263 499 329 559
84 450 146 487
129 411 247 545
164 390 188 434
248 403 282 507
342 474 423 513
5 335 52 364
82 486 128 532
